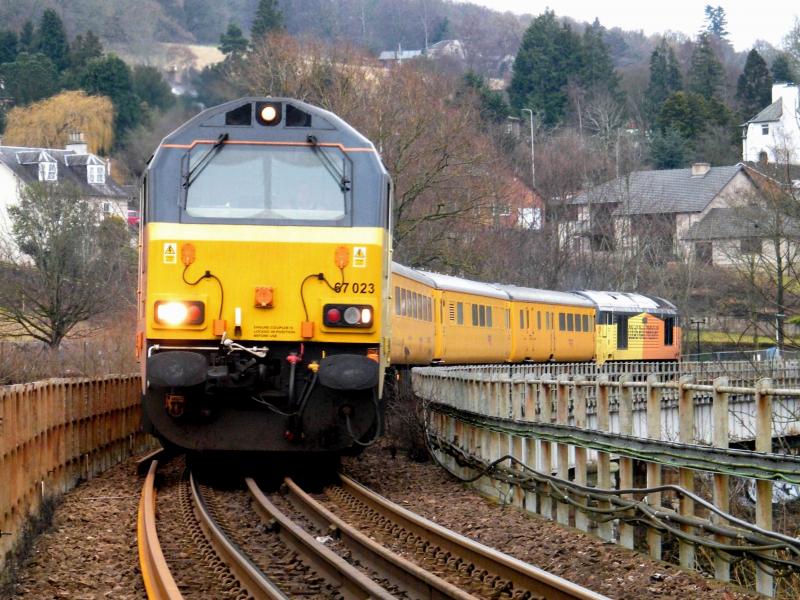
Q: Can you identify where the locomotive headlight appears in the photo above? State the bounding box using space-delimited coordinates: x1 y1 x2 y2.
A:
360 307 372 324
260 105 277 122
154 300 205 326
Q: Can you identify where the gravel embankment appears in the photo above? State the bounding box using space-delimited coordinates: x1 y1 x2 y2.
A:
5 445 763 600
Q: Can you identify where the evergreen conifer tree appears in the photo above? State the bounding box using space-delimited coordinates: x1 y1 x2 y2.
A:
219 23 249 56
771 54 796 83
19 21 33 52
645 38 683 124
687 33 724 100
736 49 772 119
36 9 69 71
509 10 583 126
251 0 283 39
579 19 623 104
0 30 18 64
703 5 729 39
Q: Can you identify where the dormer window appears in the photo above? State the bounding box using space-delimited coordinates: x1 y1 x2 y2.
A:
88 164 106 184
38 161 57 181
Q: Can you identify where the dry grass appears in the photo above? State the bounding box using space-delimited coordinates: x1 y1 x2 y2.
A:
0 313 138 384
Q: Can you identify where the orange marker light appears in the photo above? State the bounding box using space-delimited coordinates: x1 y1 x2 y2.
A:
181 243 196 266
334 246 349 269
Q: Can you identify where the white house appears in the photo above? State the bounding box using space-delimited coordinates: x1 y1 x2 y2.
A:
0 133 129 249
742 83 800 164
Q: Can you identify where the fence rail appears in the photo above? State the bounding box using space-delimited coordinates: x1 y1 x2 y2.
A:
413 365 800 598
0 375 150 574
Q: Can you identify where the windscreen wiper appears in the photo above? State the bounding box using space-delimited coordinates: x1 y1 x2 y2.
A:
307 135 351 192
183 132 229 189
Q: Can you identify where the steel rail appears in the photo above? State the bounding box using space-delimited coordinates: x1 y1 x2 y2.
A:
280 477 476 600
339 474 610 600
137 460 184 600
188 472 289 600
245 477 397 600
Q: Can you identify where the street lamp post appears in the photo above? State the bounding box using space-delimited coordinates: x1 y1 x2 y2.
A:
521 108 535 188
690 318 704 358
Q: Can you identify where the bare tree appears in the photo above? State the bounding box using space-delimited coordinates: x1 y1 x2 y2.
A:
0 183 135 348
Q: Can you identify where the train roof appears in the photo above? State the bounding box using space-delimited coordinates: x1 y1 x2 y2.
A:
418 270 510 300
494 285 594 307
391 262 438 287
573 290 678 315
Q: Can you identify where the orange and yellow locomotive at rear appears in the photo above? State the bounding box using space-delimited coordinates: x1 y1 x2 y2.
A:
137 98 392 454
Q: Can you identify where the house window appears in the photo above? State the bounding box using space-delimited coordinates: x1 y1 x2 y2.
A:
762 124 769 135
695 242 712 264
38 161 57 181
741 237 762 255
88 164 106 184
101 201 113 215
519 207 542 229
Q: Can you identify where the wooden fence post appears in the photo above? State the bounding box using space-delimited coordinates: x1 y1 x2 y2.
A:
678 374 695 570
645 374 662 560
617 374 634 549
524 377 538 514
711 376 730 582
556 374 570 525
755 378 774 598
595 374 613 541
573 376 589 532
539 378 553 520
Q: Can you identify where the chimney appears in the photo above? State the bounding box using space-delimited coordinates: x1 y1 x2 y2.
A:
691 162 711 177
65 131 88 154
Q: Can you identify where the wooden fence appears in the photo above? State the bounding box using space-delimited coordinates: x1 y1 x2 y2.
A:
413 365 800 598
0 376 150 573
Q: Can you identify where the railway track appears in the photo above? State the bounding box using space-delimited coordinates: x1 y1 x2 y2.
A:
137 458 608 599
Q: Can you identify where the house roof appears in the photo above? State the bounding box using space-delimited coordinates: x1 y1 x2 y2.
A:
571 165 742 215
744 99 782 124
0 146 128 199
378 49 422 61
682 206 800 240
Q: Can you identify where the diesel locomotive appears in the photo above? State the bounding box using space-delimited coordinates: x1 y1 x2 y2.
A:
136 98 392 454
137 98 681 455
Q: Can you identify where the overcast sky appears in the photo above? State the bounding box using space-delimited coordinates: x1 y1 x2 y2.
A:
462 1 798 51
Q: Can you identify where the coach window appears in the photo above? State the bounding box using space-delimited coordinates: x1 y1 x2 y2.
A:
519 309 524 328
472 304 479 326
487 306 493 327
664 316 675 345
479 305 486 327
575 314 581 332
456 302 464 325
395 287 401 315
559 313 565 331
583 314 589 332
567 313 574 331
537 311 541 330
526 310 530 329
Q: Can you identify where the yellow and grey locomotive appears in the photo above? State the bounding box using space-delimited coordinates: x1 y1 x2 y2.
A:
137 98 392 454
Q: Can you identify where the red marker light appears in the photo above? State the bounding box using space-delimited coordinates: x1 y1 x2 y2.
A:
187 304 202 323
326 307 342 323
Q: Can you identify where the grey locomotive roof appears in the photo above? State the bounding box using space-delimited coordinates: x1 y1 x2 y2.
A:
391 262 437 288
158 97 377 152
494 284 594 307
574 290 677 314
571 165 742 215
683 206 800 240
744 99 782 124
0 146 127 199
419 270 510 300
